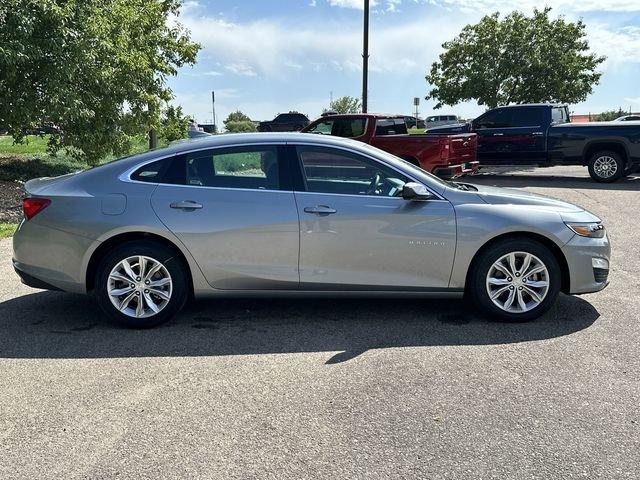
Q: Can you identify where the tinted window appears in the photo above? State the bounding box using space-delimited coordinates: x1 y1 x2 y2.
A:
297 146 408 197
307 118 366 138
375 118 408 135
131 159 167 182
474 109 512 129
510 107 546 127
160 146 287 190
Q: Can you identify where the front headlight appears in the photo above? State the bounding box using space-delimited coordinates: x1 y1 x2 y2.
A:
565 222 606 238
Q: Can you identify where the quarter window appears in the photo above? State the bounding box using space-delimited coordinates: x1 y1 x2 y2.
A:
296 146 408 197
131 159 167 183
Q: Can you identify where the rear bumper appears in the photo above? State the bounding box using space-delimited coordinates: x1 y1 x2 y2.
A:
12 220 95 293
433 161 480 179
562 233 611 294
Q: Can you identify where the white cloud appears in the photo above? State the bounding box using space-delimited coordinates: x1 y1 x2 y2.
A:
224 63 258 77
420 0 640 14
625 97 640 106
587 25 640 68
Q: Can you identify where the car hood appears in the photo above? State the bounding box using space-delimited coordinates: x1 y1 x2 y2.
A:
471 184 585 213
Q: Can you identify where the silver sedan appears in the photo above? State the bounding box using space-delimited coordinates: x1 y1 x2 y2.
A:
13 133 610 327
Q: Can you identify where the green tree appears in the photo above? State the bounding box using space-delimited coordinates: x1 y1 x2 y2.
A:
324 96 361 114
426 8 605 109
158 105 191 143
594 108 627 122
223 111 256 133
0 0 200 164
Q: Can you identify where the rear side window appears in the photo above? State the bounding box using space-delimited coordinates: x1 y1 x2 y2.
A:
306 118 366 138
155 146 289 191
510 107 546 127
375 118 408 135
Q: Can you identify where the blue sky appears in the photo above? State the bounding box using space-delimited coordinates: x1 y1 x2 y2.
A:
168 0 640 124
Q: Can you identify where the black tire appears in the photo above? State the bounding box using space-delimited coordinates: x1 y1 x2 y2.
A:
468 238 561 322
588 150 625 183
94 241 189 328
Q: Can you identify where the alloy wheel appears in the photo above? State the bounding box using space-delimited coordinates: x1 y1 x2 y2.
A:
107 255 173 318
593 156 618 179
485 251 550 314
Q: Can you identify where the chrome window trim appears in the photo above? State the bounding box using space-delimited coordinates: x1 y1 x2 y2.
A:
118 139 445 200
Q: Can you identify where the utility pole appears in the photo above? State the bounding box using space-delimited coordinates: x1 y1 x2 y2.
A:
362 0 369 113
211 90 217 133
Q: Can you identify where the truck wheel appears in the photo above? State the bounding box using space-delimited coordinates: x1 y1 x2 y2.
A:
588 150 625 183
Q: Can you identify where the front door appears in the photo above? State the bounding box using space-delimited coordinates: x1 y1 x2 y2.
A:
150 145 300 290
474 107 547 165
291 145 457 289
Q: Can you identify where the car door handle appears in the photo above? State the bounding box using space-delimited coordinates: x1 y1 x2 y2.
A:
170 200 203 210
304 205 337 215
492 133 504 136
531 132 544 136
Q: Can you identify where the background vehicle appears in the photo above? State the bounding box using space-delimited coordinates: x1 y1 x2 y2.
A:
426 103 640 182
404 116 425 129
614 115 640 122
257 113 310 132
13 133 609 328
424 115 461 129
302 113 478 178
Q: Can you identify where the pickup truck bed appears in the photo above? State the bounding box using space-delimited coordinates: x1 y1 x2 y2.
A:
302 114 478 179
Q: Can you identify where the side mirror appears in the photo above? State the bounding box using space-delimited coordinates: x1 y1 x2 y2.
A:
402 182 435 201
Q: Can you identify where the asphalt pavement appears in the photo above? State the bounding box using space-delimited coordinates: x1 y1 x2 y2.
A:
0 166 638 479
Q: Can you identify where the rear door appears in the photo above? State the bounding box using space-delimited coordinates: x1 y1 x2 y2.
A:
149 144 300 290
291 144 456 289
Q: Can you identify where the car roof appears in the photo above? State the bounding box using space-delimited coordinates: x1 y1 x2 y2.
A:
497 103 567 109
314 113 404 120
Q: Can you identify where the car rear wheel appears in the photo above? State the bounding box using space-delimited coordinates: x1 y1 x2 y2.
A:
95 242 188 328
468 238 561 322
588 150 625 183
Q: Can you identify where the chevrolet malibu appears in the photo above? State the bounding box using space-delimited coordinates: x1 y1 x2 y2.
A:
13 133 610 328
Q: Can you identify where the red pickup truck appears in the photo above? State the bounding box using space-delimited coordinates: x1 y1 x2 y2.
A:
302 113 478 178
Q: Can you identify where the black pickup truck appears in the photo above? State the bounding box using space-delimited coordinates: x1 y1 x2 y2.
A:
426 103 640 182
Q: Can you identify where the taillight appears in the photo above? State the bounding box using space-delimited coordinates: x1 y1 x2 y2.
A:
22 198 51 220
440 138 450 161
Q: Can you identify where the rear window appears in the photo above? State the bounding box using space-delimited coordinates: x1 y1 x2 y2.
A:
375 118 407 135
552 107 568 124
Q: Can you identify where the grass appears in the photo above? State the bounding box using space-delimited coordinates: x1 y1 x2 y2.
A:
407 128 424 135
0 223 17 238
0 134 158 182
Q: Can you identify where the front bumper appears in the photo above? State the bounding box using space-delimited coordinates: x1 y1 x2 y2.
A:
561 232 611 294
433 161 480 179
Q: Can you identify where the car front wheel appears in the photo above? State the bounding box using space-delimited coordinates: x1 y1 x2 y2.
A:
468 238 561 322
95 241 188 328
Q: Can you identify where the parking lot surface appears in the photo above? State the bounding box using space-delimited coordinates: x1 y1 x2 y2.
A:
0 166 638 479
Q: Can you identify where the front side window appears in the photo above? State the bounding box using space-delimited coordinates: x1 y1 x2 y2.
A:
474 109 512 129
157 146 286 190
296 146 408 197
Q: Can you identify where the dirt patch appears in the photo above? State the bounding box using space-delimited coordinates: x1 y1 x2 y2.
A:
0 180 24 223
